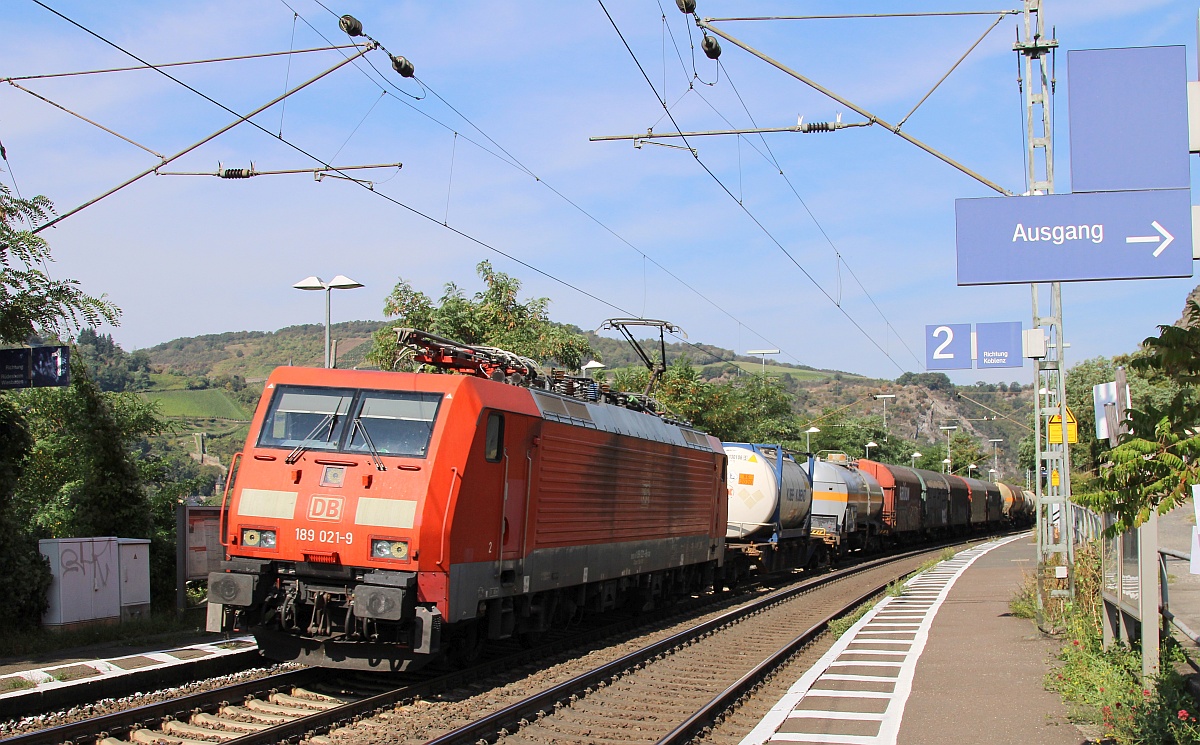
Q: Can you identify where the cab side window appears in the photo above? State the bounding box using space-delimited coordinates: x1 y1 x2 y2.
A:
485 413 504 462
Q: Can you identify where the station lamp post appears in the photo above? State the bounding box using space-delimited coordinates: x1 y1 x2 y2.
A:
293 274 364 368
942 457 951 474
805 426 820 453
746 348 780 375
968 463 977 478
873 394 896 439
865 441 877 460
989 438 1004 478
911 451 921 468
939 425 957 475
988 467 998 482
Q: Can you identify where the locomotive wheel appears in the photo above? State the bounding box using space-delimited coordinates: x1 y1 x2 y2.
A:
446 622 486 666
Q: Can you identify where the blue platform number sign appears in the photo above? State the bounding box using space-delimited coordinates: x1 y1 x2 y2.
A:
975 322 1023 369
925 324 972 370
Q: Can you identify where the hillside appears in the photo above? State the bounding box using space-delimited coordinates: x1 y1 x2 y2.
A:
138 321 1032 475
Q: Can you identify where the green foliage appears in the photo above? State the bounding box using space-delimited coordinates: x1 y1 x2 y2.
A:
828 597 877 638
894 371 954 391
1076 301 1200 534
0 186 119 343
367 261 593 371
74 328 152 392
13 357 161 539
1043 543 1200 743
0 395 51 629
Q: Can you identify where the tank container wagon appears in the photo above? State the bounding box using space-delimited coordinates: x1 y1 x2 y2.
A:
208 329 726 671
807 453 884 556
722 444 819 577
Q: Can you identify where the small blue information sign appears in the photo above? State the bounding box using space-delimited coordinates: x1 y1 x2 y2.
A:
975 322 1023 369
0 346 70 390
925 324 972 370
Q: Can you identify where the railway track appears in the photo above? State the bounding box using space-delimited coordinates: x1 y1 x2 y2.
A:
2 536 997 745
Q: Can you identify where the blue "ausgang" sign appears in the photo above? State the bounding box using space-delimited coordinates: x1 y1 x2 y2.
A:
955 189 1192 285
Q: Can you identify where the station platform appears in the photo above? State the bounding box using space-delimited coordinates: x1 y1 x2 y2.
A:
739 533 1089 745
0 634 258 721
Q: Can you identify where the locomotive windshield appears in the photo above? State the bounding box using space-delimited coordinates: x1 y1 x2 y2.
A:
257 385 442 458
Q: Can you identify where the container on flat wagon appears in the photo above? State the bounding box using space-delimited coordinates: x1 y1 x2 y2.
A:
724 444 812 540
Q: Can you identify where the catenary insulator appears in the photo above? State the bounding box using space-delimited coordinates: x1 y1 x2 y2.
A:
801 122 832 133
701 35 721 60
220 168 253 178
675 0 697 13
391 55 415 78
339 15 364 37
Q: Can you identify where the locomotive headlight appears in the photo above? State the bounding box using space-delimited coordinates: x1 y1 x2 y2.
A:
241 528 276 549
371 539 409 560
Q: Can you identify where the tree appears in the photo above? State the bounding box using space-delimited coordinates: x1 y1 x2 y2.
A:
13 357 161 539
1076 301 1200 533
367 262 593 371
0 186 119 343
0 395 51 628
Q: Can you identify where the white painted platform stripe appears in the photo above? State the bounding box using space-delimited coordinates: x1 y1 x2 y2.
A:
770 733 880 744
739 533 1027 745
805 689 894 699
820 674 899 683
788 711 887 721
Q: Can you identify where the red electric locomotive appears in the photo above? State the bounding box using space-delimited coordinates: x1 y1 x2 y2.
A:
208 330 727 670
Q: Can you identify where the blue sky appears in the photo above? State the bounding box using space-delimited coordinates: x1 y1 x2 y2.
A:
2 1 1197 381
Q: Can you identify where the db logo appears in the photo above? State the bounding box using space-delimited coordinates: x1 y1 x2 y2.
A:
307 496 344 522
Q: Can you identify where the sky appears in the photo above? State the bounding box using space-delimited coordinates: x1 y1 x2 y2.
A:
2 0 1198 382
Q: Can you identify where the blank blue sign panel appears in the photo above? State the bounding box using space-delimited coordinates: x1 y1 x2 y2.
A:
955 189 1193 285
926 323 972 370
1068 46 1190 193
975 322 1023 369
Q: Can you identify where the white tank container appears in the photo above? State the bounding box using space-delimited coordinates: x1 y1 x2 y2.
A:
724 444 812 540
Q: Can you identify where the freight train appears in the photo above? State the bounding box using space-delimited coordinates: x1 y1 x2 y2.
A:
207 328 1030 671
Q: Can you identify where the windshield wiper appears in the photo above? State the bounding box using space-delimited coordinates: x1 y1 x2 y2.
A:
285 403 345 464
350 417 387 471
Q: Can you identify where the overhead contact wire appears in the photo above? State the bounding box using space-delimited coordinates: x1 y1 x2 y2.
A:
598 0 908 375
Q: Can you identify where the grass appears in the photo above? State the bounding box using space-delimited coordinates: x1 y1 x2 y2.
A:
0 676 35 692
141 389 251 420
0 611 210 660
828 596 880 638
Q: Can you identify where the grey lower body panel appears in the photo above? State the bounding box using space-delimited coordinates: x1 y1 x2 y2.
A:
447 535 719 622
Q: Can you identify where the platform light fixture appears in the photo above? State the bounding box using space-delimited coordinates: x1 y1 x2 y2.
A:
873 393 896 439
911 451 921 468
805 426 820 453
865 441 878 460
294 274 364 368
939 425 957 475
746 348 780 375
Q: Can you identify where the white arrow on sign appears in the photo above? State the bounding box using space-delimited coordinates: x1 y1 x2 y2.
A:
1125 220 1175 257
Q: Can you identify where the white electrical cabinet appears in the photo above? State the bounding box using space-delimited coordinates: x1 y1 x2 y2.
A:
118 538 152 621
40 537 153 628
